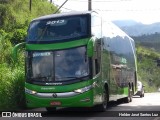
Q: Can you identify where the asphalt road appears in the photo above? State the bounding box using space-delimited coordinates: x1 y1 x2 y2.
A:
1 93 160 120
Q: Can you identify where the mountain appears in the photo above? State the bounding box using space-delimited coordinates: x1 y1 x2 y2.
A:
112 20 160 36
112 20 140 27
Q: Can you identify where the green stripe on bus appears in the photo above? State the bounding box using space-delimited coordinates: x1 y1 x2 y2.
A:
26 38 89 50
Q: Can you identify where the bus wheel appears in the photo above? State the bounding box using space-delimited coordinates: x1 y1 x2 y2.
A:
124 87 132 103
46 107 56 112
94 90 108 112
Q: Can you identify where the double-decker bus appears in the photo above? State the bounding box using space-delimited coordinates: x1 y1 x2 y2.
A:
13 11 137 112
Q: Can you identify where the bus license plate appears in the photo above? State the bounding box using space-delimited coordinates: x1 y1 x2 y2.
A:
50 101 61 106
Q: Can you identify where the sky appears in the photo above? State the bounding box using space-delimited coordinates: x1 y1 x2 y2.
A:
52 0 160 24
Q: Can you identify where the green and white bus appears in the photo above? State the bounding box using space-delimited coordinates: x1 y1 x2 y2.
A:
14 11 137 112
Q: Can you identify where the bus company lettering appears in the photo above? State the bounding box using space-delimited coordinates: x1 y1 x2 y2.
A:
41 87 55 90
45 83 62 85
46 20 65 25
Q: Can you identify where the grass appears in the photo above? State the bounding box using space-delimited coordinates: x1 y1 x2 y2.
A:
0 62 25 111
0 0 58 111
0 36 25 111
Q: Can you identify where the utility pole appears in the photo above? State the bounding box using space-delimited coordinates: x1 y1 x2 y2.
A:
88 0 92 11
50 0 52 4
29 0 32 12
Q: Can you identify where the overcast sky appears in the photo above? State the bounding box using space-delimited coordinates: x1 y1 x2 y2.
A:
52 0 160 24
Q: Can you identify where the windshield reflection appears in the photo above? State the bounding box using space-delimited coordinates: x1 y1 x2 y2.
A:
27 46 89 82
32 52 53 81
55 46 89 81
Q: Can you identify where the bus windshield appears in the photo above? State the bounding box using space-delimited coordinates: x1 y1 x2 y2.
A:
27 16 89 43
27 46 89 82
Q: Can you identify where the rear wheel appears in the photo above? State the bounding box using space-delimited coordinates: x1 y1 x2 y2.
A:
124 86 132 103
140 92 144 97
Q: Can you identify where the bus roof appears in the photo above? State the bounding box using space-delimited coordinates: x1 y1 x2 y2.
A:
32 11 95 21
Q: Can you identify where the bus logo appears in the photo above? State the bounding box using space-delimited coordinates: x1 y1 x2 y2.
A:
52 93 57 98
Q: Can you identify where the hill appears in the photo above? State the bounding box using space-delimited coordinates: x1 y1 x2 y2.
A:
113 20 160 36
0 0 58 111
132 32 160 52
113 20 140 27
0 0 57 31
131 33 160 92
136 45 160 92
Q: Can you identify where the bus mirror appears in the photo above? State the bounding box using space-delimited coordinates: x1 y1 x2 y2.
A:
12 42 26 62
87 39 94 57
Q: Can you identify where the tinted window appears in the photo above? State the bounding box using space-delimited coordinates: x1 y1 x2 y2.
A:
55 46 89 81
26 46 90 82
27 16 89 43
31 52 54 81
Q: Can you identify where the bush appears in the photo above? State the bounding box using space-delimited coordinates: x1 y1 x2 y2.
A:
0 63 25 111
0 0 58 111
0 29 7 36
137 45 160 92
10 29 27 44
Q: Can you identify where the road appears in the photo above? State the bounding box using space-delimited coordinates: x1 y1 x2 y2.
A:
1 93 160 120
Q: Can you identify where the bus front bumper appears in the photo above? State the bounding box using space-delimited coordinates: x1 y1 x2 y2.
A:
25 90 93 108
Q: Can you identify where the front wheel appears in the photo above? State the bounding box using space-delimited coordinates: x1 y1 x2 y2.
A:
94 90 108 112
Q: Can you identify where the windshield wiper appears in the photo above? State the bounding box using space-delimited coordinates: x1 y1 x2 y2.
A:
34 26 48 41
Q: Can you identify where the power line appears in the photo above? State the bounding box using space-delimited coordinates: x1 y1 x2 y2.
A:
61 7 78 11
94 8 160 12
57 6 160 13
53 2 77 11
52 0 132 3
52 0 160 13
54 0 69 13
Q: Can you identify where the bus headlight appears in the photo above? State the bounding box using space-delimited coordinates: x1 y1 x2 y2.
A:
74 85 92 93
25 88 37 95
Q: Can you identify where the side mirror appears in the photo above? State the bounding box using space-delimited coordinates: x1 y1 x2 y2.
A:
87 38 94 57
12 42 26 62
